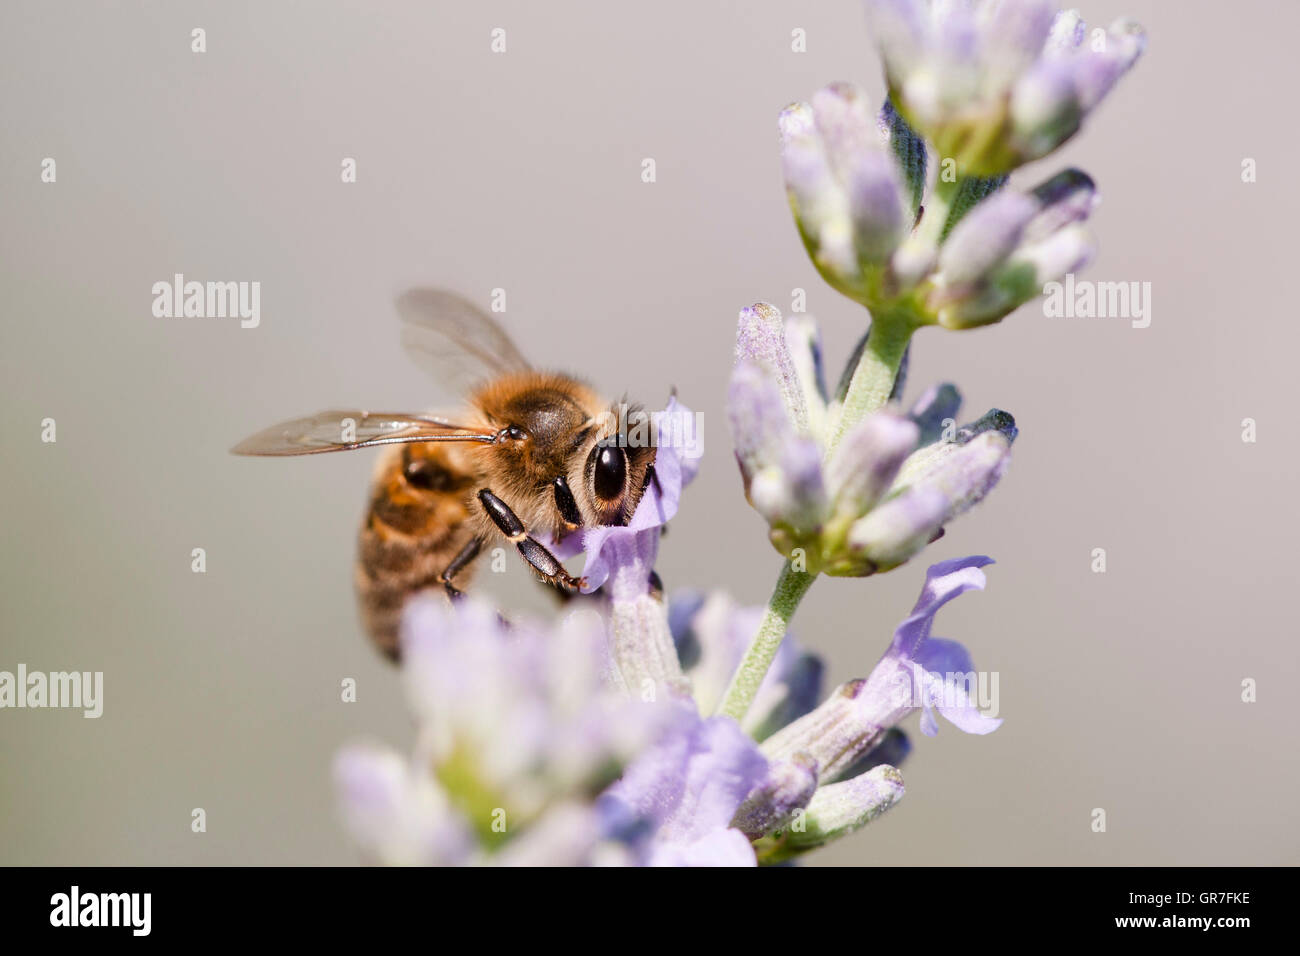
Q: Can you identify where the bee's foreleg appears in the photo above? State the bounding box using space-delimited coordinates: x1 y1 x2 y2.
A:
438 537 483 600
477 489 586 593
552 476 582 531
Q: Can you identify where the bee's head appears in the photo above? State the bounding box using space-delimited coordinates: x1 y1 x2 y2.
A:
583 404 657 527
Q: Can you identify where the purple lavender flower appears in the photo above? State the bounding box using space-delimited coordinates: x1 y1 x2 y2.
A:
761 556 1002 786
780 87 1101 328
729 303 1016 575
863 0 1146 175
333 594 684 865
599 711 769 866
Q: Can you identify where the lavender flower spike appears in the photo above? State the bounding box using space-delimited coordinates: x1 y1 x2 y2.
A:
863 0 1147 175
779 93 1107 331
729 305 1016 576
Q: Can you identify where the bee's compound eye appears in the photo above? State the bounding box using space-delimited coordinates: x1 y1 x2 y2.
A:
593 445 626 501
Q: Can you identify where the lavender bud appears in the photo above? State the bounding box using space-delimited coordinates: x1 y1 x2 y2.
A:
825 411 918 520
774 765 906 854
736 303 811 434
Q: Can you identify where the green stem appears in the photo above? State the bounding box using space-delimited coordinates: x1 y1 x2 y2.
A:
827 315 914 453
718 180 962 727
716 560 816 723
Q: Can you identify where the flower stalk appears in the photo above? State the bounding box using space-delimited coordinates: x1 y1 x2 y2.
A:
827 308 916 452
716 559 815 722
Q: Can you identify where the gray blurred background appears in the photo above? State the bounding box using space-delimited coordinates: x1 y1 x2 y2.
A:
2 0 1296 865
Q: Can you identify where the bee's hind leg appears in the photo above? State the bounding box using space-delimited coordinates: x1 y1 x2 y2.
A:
477 489 586 593
438 537 482 601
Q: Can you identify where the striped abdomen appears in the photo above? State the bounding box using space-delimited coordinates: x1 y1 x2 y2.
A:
354 442 480 658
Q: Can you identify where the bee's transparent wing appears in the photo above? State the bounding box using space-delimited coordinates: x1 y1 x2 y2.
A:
231 410 496 456
397 288 531 396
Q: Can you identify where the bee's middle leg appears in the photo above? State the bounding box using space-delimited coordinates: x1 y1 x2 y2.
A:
477 489 585 592
438 536 483 600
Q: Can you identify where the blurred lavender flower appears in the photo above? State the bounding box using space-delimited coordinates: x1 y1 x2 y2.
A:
334 595 683 866
863 0 1146 176
780 83 1101 326
600 712 769 865
729 302 1016 575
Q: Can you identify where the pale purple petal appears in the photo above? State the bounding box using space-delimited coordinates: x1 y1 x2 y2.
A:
784 312 829 433
1008 57 1082 157
847 484 948 570
846 147 908 264
333 744 474 866
605 713 768 845
730 360 795 490
647 827 757 867
913 636 1002 736
890 556 993 660
731 360 827 533
882 410 1017 533
938 190 1040 287
650 396 702 490
581 525 658 599
979 0 1057 95
862 0 927 81
1072 19 1147 111
810 83 879 181
779 104 855 275
826 409 919 516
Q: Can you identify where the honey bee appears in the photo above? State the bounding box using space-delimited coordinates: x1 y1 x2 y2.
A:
232 289 659 659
